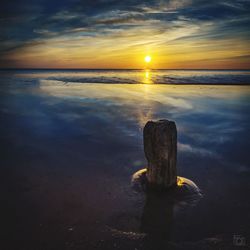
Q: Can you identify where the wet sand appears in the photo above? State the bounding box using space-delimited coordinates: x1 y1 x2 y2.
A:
1 70 250 249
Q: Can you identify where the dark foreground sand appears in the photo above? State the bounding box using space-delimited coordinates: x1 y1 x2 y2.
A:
1 72 250 249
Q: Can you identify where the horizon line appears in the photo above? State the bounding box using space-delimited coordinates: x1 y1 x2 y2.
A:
0 68 250 71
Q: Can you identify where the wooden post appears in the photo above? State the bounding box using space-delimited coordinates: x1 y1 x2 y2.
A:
143 119 177 190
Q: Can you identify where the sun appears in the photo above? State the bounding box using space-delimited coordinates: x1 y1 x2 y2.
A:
144 55 151 63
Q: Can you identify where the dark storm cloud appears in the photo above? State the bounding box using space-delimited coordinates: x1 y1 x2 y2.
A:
0 0 250 63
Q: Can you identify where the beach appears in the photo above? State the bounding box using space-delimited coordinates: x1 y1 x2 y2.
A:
1 69 250 250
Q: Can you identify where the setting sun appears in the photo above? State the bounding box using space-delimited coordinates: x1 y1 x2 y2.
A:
144 55 151 63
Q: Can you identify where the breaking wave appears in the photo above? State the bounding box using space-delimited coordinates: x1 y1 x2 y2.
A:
42 69 250 85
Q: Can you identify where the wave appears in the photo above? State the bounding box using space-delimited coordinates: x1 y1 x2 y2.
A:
44 71 250 85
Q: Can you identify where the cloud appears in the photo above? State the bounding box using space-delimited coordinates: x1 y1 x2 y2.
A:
178 142 218 157
0 0 250 68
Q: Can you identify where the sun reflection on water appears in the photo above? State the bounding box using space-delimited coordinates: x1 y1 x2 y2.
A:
142 69 152 84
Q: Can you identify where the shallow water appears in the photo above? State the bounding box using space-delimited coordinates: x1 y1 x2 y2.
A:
1 70 250 249
1 68 250 84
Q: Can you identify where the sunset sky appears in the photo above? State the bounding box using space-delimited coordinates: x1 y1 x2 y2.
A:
0 0 250 69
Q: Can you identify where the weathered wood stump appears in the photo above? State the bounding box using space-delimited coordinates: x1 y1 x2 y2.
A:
143 119 177 190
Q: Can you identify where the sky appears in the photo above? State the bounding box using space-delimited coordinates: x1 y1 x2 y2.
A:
0 0 250 69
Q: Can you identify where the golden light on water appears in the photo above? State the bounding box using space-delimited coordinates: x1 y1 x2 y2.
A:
144 55 151 63
143 69 152 84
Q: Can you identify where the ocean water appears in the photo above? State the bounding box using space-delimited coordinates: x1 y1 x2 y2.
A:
2 68 250 84
1 69 250 250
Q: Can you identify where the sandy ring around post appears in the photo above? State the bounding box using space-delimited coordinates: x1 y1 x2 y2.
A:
131 168 203 206
105 169 203 239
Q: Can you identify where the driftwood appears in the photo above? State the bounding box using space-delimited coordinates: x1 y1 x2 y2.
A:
143 119 177 190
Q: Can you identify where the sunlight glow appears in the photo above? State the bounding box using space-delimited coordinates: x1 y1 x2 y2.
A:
177 177 184 187
143 69 152 84
144 55 151 63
